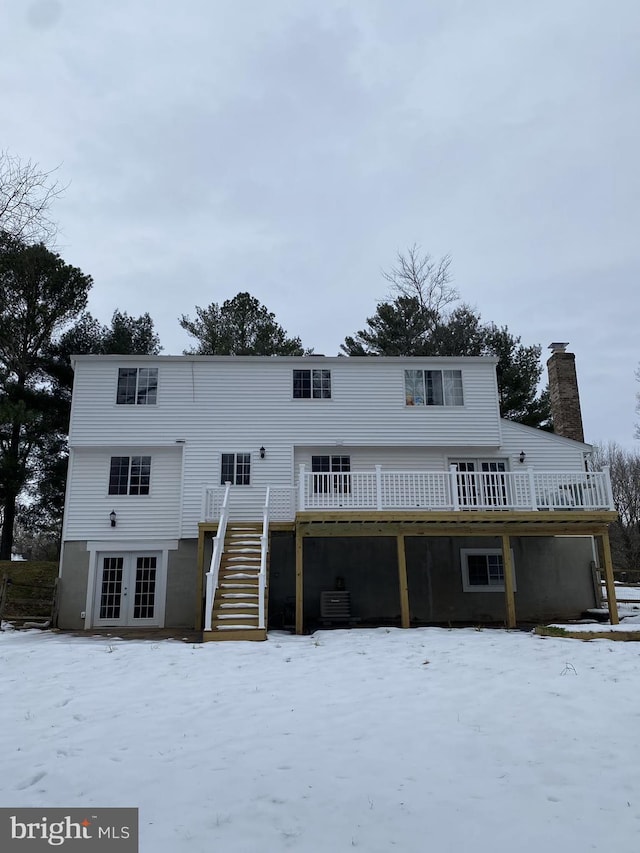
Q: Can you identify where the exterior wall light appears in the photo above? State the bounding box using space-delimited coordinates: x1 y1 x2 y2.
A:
519 451 526 464
109 510 117 527
259 446 266 459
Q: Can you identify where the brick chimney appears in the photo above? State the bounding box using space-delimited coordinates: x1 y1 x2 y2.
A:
546 343 584 443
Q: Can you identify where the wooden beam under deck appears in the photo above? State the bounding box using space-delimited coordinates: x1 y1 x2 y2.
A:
598 532 620 625
295 528 304 635
396 535 410 629
295 510 617 539
501 534 516 629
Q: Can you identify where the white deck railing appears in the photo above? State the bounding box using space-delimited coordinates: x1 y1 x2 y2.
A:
202 466 613 522
204 482 231 631
296 465 614 513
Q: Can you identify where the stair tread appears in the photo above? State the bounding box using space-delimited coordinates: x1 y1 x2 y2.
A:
215 613 257 620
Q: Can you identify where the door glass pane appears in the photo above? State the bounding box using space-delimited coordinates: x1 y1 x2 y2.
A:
133 556 157 619
100 557 124 619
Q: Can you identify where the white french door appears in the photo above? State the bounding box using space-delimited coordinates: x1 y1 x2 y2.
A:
453 460 508 508
94 552 162 627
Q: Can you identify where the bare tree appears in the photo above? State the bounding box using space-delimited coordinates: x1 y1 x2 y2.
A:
635 363 640 440
0 150 65 244
593 442 640 573
382 245 458 317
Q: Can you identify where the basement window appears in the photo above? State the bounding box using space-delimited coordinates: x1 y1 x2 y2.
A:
460 549 516 593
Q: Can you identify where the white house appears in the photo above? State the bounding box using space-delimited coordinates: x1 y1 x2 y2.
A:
57 348 619 640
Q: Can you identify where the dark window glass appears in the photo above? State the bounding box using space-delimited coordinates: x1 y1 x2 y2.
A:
129 456 151 495
221 453 251 485
109 456 151 495
137 369 158 405
293 369 331 399
116 369 138 405
117 367 158 405
109 457 130 495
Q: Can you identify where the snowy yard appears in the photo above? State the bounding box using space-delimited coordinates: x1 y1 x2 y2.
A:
1 627 640 853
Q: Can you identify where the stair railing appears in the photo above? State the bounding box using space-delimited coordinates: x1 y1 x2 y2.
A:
259 487 270 630
204 481 231 631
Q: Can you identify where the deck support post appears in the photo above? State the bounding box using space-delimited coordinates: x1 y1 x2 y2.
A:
195 524 206 631
396 534 410 628
598 532 619 625
295 526 304 635
501 534 516 629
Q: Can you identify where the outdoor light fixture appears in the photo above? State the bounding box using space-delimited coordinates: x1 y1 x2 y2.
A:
259 446 266 459
519 451 526 464
109 510 117 527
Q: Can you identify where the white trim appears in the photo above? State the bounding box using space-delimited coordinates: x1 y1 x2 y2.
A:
460 548 517 593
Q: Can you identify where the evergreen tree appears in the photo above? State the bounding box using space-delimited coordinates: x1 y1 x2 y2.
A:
0 238 92 558
342 248 550 428
180 292 305 356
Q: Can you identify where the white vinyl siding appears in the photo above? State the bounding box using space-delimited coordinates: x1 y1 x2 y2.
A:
64 447 182 540
65 356 590 537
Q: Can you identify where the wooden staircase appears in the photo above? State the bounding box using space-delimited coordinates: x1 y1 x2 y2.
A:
203 522 268 642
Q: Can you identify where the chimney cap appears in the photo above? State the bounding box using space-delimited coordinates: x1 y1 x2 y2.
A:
548 342 570 353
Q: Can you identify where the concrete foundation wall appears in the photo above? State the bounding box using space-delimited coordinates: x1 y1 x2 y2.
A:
59 532 598 632
58 539 202 630
405 536 596 624
57 541 91 629
267 534 598 629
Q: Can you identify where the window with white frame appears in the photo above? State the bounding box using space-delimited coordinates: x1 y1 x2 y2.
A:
109 456 151 495
221 453 251 485
293 369 331 399
116 368 158 405
460 549 516 592
405 369 463 406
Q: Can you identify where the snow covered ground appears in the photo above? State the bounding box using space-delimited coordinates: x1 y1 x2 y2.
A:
1 626 640 853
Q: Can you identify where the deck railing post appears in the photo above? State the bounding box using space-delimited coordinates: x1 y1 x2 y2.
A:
375 465 383 510
450 464 460 511
527 467 537 510
298 464 306 512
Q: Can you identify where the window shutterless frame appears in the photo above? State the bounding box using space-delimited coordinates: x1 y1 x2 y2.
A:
108 456 151 495
116 367 158 405
221 453 251 485
460 549 516 592
404 369 463 406
293 369 331 399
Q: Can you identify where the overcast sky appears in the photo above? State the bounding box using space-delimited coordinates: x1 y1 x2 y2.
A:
2 0 639 448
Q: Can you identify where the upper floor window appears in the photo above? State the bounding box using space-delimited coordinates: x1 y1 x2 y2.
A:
293 369 331 399
117 368 158 405
405 369 463 406
221 453 251 486
109 456 151 495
